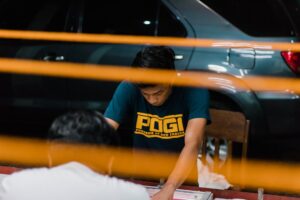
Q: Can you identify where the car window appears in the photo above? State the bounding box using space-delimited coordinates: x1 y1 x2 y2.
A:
157 4 187 37
282 0 300 36
0 0 69 32
201 0 295 37
82 0 158 35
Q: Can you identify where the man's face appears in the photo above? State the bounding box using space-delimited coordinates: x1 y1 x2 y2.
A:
140 85 172 106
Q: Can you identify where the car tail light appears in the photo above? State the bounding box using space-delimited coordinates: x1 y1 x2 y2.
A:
281 51 300 74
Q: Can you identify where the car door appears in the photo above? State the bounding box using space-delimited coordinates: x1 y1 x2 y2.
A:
0 0 71 137
66 0 195 113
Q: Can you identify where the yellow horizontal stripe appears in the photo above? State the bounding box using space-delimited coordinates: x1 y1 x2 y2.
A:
137 112 183 119
134 130 185 139
0 58 299 94
0 29 299 51
0 135 300 193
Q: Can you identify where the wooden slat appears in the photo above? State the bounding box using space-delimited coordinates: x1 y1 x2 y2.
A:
205 109 247 142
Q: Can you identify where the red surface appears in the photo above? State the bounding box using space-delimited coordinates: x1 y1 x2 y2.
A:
0 166 21 174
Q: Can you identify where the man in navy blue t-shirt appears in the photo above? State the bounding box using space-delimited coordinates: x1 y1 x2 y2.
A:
105 46 210 200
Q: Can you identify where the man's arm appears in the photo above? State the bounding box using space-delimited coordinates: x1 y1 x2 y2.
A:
105 117 119 130
152 118 206 200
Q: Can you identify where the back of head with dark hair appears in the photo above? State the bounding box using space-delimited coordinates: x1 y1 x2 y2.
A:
132 45 175 70
48 110 119 146
131 45 175 88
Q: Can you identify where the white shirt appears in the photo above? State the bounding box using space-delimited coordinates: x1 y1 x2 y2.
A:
0 162 150 200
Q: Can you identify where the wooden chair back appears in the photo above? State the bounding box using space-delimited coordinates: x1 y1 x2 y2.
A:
201 108 250 181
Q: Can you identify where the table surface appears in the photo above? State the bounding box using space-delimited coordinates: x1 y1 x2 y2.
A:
132 180 300 200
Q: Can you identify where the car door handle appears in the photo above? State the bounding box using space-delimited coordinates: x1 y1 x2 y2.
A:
43 54 65 62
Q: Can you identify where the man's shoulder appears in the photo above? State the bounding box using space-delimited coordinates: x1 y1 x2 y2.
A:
0 162 150 200
52 162 93 174
119 81 137 90
173 86 208 97
116 81 139 95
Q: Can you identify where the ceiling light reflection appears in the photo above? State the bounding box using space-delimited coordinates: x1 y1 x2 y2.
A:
208 64 227 73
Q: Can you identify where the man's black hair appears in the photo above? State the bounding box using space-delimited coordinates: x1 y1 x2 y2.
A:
48 110 119 146
131 46 175 89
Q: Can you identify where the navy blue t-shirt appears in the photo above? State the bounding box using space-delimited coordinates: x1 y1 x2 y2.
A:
104 82 210 153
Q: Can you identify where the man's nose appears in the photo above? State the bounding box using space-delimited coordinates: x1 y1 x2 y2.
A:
148 96 157 104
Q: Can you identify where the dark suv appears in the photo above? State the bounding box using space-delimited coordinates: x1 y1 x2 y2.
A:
0 0 299 158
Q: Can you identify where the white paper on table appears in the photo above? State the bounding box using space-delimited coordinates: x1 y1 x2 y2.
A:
145 185 213 200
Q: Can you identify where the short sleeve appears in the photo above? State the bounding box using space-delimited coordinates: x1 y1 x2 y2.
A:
185 87 210 122
104 82 136 124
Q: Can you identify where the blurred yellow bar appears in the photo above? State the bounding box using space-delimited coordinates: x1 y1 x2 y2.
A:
0 29 299 50
0 135 300 193
0 58 299 93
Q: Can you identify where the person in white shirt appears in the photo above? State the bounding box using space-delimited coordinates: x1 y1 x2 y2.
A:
0 110 150 200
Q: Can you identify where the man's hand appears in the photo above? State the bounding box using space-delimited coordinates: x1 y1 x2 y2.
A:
151 184 176 200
